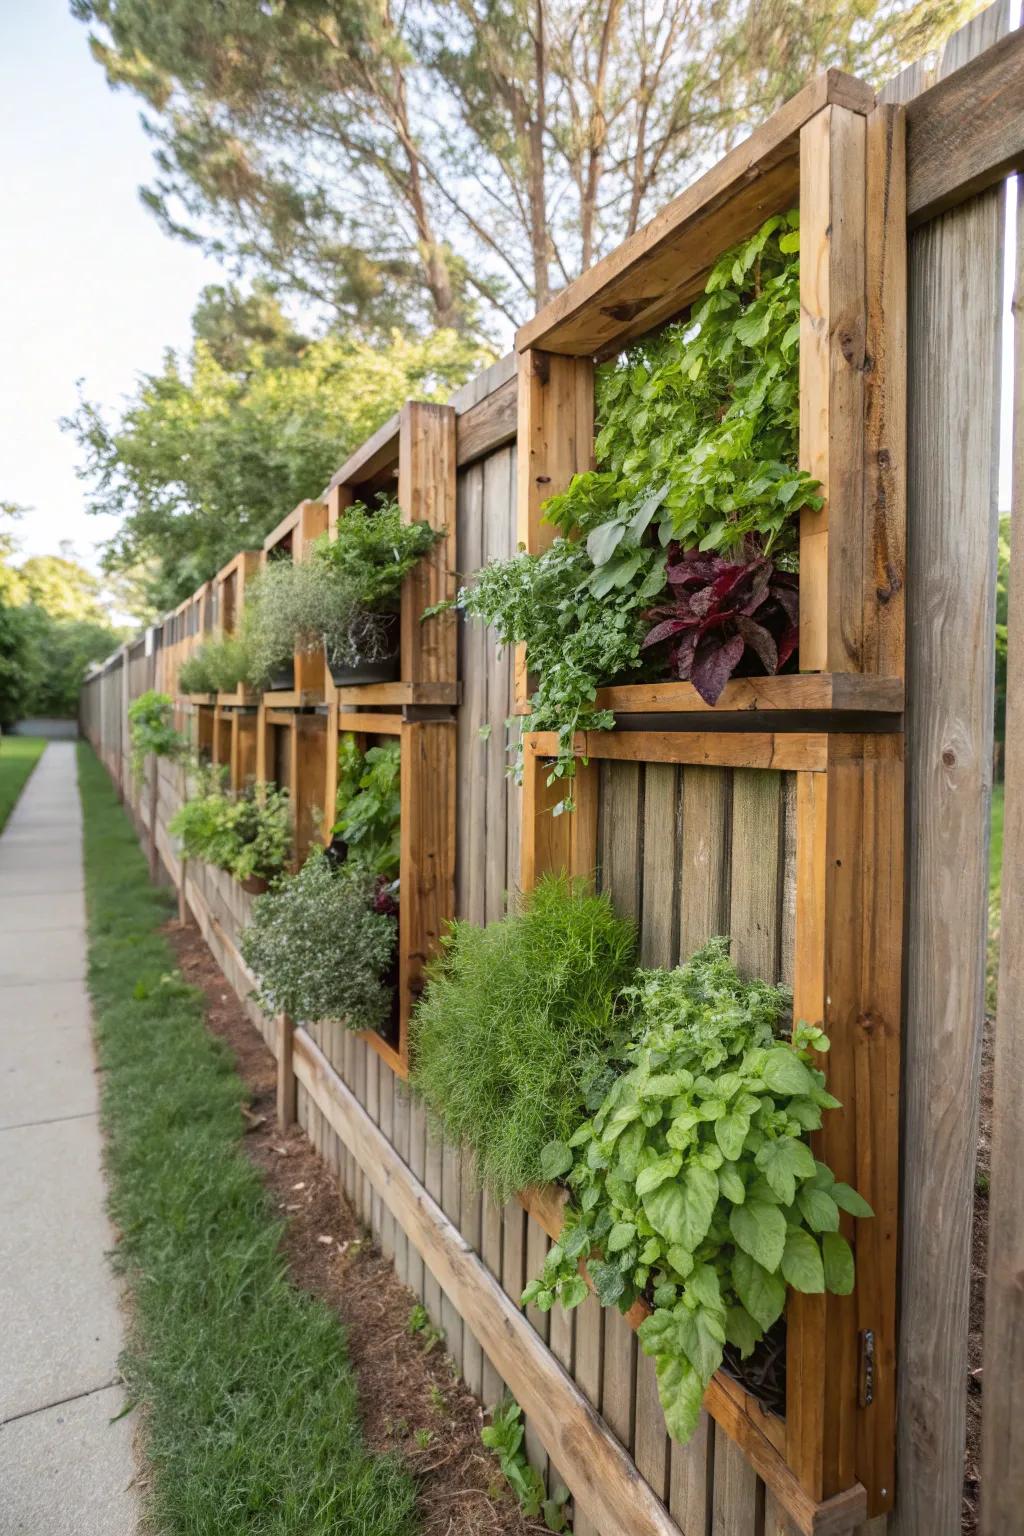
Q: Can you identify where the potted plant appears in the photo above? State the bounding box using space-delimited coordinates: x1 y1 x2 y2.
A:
177 635 252 695
312 497 442 686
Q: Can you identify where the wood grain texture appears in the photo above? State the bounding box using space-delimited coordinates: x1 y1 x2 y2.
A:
904 26 1024 225
980 156 1024 1536
883 9 1009 1531
527 729 828 772
799 105 867 674
516 71 874 357
594 675 904 715
398 402 457 687
398 722 456 1062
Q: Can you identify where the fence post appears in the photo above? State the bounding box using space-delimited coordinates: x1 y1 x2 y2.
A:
276 1013 297 1129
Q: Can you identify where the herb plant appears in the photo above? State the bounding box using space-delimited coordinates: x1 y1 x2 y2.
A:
457 213 819 803
409 875 637 1203
524 939 872 1446
177 635 251 694
241 850 396 1030
332 735 401 879
127 690 187 781
170 770 290 882
313 497 442 609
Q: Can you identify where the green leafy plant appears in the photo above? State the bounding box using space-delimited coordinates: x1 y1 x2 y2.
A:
481 1399 570 1530
177 635 251 694
410 875 637 1203
332 735 401 878
127 690 188 781
313 497 442 609
170 769 290 882
243 557 395 687
457 213 820 804
241 850 396 1030
524 939 871 1447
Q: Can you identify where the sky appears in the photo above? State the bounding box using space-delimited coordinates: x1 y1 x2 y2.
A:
0 0 1016 608
0 0 220 575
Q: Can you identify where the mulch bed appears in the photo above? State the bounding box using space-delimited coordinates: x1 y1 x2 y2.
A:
165 918 541 1536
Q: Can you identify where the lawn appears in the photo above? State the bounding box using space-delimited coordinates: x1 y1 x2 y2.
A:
76 743 418 1536
0 736 46 831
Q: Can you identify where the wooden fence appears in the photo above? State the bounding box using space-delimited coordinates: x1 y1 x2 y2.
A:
80 11 1024 1534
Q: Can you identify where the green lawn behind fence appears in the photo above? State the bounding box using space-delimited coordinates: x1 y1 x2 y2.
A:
76 742 418 1536
0 736 46 832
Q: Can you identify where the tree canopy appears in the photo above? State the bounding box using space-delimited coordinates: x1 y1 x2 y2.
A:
73 0 975 336
64 307 488 611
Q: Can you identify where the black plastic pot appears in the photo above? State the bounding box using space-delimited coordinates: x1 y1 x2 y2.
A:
326 615 401 687
267 661 295 691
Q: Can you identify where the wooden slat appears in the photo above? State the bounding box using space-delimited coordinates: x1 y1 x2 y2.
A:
398 722 456 1063
882 8 1009 1529
398 401 457 687
527 729 828 772
456 459 487 925
593 675 904 715
516 71 873 358
483 447 516 918
327 412 400 492
679 766 732 956
980 136 1024 1536
292 1027 683 1536
455 374 517 466
905 25 1024 225
798 105 867 675
331 682 459 706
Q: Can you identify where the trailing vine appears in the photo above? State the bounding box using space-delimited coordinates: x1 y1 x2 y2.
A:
457 211 821 807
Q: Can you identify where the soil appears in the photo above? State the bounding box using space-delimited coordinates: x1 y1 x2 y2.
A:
963 1014 993 1536
165 918 542 1536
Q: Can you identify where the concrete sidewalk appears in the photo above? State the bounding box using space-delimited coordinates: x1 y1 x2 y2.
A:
0 742 138 1534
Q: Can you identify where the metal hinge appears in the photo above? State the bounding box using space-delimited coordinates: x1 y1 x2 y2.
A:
859 1329 875 1408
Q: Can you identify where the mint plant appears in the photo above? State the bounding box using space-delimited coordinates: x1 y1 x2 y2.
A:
523 939 871 1445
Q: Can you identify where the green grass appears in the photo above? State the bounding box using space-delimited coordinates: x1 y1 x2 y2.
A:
0 736 46 831
76 743 418 1536
990 781 1004 899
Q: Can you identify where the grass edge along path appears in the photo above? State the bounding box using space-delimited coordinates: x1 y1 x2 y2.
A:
76 743 418 1536
0 735 46 831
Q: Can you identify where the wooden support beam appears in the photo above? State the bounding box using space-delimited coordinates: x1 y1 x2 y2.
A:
276 1013 297 1129
905 25 1024 226
398 722 455 1060
397 402 457 687
789 737 903 1511
798 105 867 674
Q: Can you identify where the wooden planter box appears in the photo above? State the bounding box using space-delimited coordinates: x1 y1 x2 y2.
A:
322 400 459 710
322 707 455 1081
514 69 906 1535
212 550 262 708
258 498 330 706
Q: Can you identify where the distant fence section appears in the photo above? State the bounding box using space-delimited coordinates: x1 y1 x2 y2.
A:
81 12 1023 1536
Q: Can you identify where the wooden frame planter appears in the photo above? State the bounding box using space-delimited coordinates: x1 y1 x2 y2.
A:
322 400 458 711
518 720 902 1531
511 69 906 1532
212 550 262 707
254 707 328 871
322 707 455 1080
259 498 330 706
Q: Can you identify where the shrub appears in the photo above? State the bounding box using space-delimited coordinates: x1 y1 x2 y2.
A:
127 690 187 781
170 771 290 882
241 851 397 1029
177 635 251 694
242 560 345 687
527 939 872 1447
409 875 637 1203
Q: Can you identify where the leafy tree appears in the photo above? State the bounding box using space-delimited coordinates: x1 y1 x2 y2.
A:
65 319 487 611
73 0 975 334
0 603 36 727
